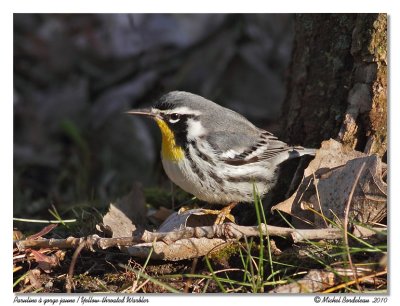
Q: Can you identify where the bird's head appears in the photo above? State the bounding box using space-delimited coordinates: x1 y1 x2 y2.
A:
126 91 211 161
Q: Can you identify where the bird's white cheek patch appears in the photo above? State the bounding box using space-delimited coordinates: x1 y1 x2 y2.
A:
187 119 206 140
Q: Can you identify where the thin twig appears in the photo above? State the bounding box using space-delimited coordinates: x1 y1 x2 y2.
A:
132 278 151 293
66 241 86 293
323 270 387 293
184 257 198 293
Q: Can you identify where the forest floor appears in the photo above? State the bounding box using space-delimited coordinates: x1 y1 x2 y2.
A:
13 188 387 294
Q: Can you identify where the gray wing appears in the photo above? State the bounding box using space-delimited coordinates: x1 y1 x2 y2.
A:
201 103 292 164
206 129 291 165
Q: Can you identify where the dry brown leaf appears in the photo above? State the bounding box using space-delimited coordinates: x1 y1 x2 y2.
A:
272 139 387 228
97 183 147 238
312 155 386 227
158 208 219 232
26 224 58 240
30 250 60 273
27 269 42 290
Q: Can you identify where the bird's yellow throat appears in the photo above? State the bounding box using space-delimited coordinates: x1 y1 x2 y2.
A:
155 118 184 162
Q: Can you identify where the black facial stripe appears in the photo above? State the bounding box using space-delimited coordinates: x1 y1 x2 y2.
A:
163 114 189 147
162 114 197 148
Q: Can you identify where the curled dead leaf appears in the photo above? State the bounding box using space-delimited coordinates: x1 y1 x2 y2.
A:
158 208 219 232
27 224 58 240
97 183 147 238
30 249 62 273
272 139 387 229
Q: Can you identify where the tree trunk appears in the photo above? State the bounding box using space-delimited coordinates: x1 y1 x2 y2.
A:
281 13 387 158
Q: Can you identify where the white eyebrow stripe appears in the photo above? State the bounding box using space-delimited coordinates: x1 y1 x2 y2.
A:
161 106 202 116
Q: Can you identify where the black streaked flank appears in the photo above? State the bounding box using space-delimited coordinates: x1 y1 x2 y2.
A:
223 156 259 166
191 141 216 166
208 171 224 185
225 175 269 184
185 145 205 184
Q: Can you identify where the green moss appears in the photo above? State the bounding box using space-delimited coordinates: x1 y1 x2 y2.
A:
208 242 240 262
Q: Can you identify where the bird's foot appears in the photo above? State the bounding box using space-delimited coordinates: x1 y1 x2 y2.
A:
205 202 238 225
197 208 235 224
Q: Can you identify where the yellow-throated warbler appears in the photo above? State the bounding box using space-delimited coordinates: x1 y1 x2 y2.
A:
127 91 316 221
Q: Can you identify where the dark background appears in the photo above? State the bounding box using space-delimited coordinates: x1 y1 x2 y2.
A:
14 14 296 218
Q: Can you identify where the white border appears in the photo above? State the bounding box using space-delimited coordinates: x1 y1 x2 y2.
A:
3 1 399 305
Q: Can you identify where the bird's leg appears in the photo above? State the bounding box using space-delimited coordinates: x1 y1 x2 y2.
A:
197 209 235 223
197 202 238 225
198 202 238 224
214 202 238 225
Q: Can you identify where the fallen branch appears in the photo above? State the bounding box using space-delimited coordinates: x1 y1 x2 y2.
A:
14 223 386 252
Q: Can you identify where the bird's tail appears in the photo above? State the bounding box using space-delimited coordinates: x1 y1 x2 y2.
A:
288 146 317 159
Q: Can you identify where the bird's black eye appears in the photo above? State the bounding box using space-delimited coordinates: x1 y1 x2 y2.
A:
169 113 181 123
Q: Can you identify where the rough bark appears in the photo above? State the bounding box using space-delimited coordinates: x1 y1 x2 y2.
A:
281 14 387 157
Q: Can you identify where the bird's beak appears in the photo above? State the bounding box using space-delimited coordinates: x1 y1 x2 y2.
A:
125 108 156 118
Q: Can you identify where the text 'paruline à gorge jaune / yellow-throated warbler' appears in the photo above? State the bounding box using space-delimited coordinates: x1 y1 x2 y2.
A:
126 91 316 223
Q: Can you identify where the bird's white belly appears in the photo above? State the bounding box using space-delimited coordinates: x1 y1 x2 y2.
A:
161 156 274 204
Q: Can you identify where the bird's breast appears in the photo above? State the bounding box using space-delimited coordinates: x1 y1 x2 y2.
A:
161 157 198 195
